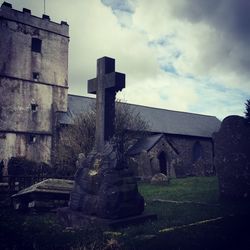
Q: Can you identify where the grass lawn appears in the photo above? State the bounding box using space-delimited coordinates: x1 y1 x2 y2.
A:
1 176 250 249
140 176 219 203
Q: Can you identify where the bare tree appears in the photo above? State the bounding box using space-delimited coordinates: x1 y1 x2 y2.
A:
115 101 149 155
245 99 250 122
54 100 149 175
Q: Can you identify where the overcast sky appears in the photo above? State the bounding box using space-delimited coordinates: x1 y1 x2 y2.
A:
3 0 250 120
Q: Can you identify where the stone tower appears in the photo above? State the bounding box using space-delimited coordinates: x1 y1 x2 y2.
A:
0 2 69 172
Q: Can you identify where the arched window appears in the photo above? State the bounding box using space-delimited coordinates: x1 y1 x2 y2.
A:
192 141 203 162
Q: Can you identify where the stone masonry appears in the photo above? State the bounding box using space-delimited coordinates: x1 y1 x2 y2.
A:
0 2 69 170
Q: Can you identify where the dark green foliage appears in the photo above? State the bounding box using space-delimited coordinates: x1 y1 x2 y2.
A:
245 99 250 122
7 156 52 176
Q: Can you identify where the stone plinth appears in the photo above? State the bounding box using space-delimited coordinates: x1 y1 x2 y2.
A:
69 141 144 219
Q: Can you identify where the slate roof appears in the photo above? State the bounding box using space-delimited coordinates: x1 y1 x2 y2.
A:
58 94 221 138
128 134 164 155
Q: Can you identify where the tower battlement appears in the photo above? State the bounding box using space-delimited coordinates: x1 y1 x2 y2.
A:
0 2 69 37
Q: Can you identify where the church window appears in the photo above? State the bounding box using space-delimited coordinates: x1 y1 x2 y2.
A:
31 103 38 112
31 38 42 53
33 72 40 81
29 135 37 143
192 141 203 162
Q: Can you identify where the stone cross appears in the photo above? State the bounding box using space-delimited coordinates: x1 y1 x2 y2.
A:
88 57 125 153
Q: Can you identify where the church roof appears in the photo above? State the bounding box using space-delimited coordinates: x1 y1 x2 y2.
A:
128 134 164 155
58 94 221 138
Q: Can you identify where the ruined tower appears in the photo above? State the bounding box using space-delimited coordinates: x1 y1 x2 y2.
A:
0 2 69 171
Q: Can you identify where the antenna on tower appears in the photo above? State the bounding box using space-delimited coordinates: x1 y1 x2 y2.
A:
43 0 46 14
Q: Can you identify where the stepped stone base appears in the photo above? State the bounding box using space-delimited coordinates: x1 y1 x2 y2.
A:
69 141 145 219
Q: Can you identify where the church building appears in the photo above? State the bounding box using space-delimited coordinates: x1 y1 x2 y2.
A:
58 95 221 178
0 2 221 178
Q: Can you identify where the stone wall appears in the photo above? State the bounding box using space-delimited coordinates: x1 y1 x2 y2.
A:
148 136 179 177
0 3 69 89
167 135 214 177
0 78 53 132
0 133 51 174
0 3 69 169
133 136 179 179
133 134 215 179
0 133 51 163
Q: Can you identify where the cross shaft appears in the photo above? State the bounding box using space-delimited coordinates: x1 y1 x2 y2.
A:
88 57 125 152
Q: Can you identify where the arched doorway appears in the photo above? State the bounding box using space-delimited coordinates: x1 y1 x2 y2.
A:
158 151 167 175
192 141 203 163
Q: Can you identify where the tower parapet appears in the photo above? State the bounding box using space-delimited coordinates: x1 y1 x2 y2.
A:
0 2 69 37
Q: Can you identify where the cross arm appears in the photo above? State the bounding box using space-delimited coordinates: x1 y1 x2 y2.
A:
104 72 125 91
88 78 97 94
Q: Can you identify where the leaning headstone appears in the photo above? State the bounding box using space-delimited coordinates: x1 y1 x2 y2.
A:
213 115 250 200
59 57 156 227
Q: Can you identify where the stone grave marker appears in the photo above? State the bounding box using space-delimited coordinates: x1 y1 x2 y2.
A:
213 115 250 200
58 57 156 227
12 179 74 211
87 57 125 152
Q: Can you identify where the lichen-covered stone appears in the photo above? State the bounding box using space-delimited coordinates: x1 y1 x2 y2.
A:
213 115 250 200
69 141 144 219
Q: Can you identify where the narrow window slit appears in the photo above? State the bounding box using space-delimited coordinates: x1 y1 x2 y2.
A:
31 38 42 53
31 103 38 112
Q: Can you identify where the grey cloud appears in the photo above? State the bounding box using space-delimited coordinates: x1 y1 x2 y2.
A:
101 0 135 14
172 0 250 81
173 0 250 40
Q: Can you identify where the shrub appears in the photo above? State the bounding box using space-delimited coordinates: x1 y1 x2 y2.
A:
7 157 52 176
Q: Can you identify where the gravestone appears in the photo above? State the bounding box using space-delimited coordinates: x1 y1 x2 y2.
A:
213 115 250 200
12 179 74 211
151 173 169 185
58 57 153 227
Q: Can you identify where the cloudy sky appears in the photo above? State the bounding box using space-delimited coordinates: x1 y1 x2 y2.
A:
3 0 250 120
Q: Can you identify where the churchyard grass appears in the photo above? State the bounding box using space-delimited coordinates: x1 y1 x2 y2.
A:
1 176 250 249
140 176 219 203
